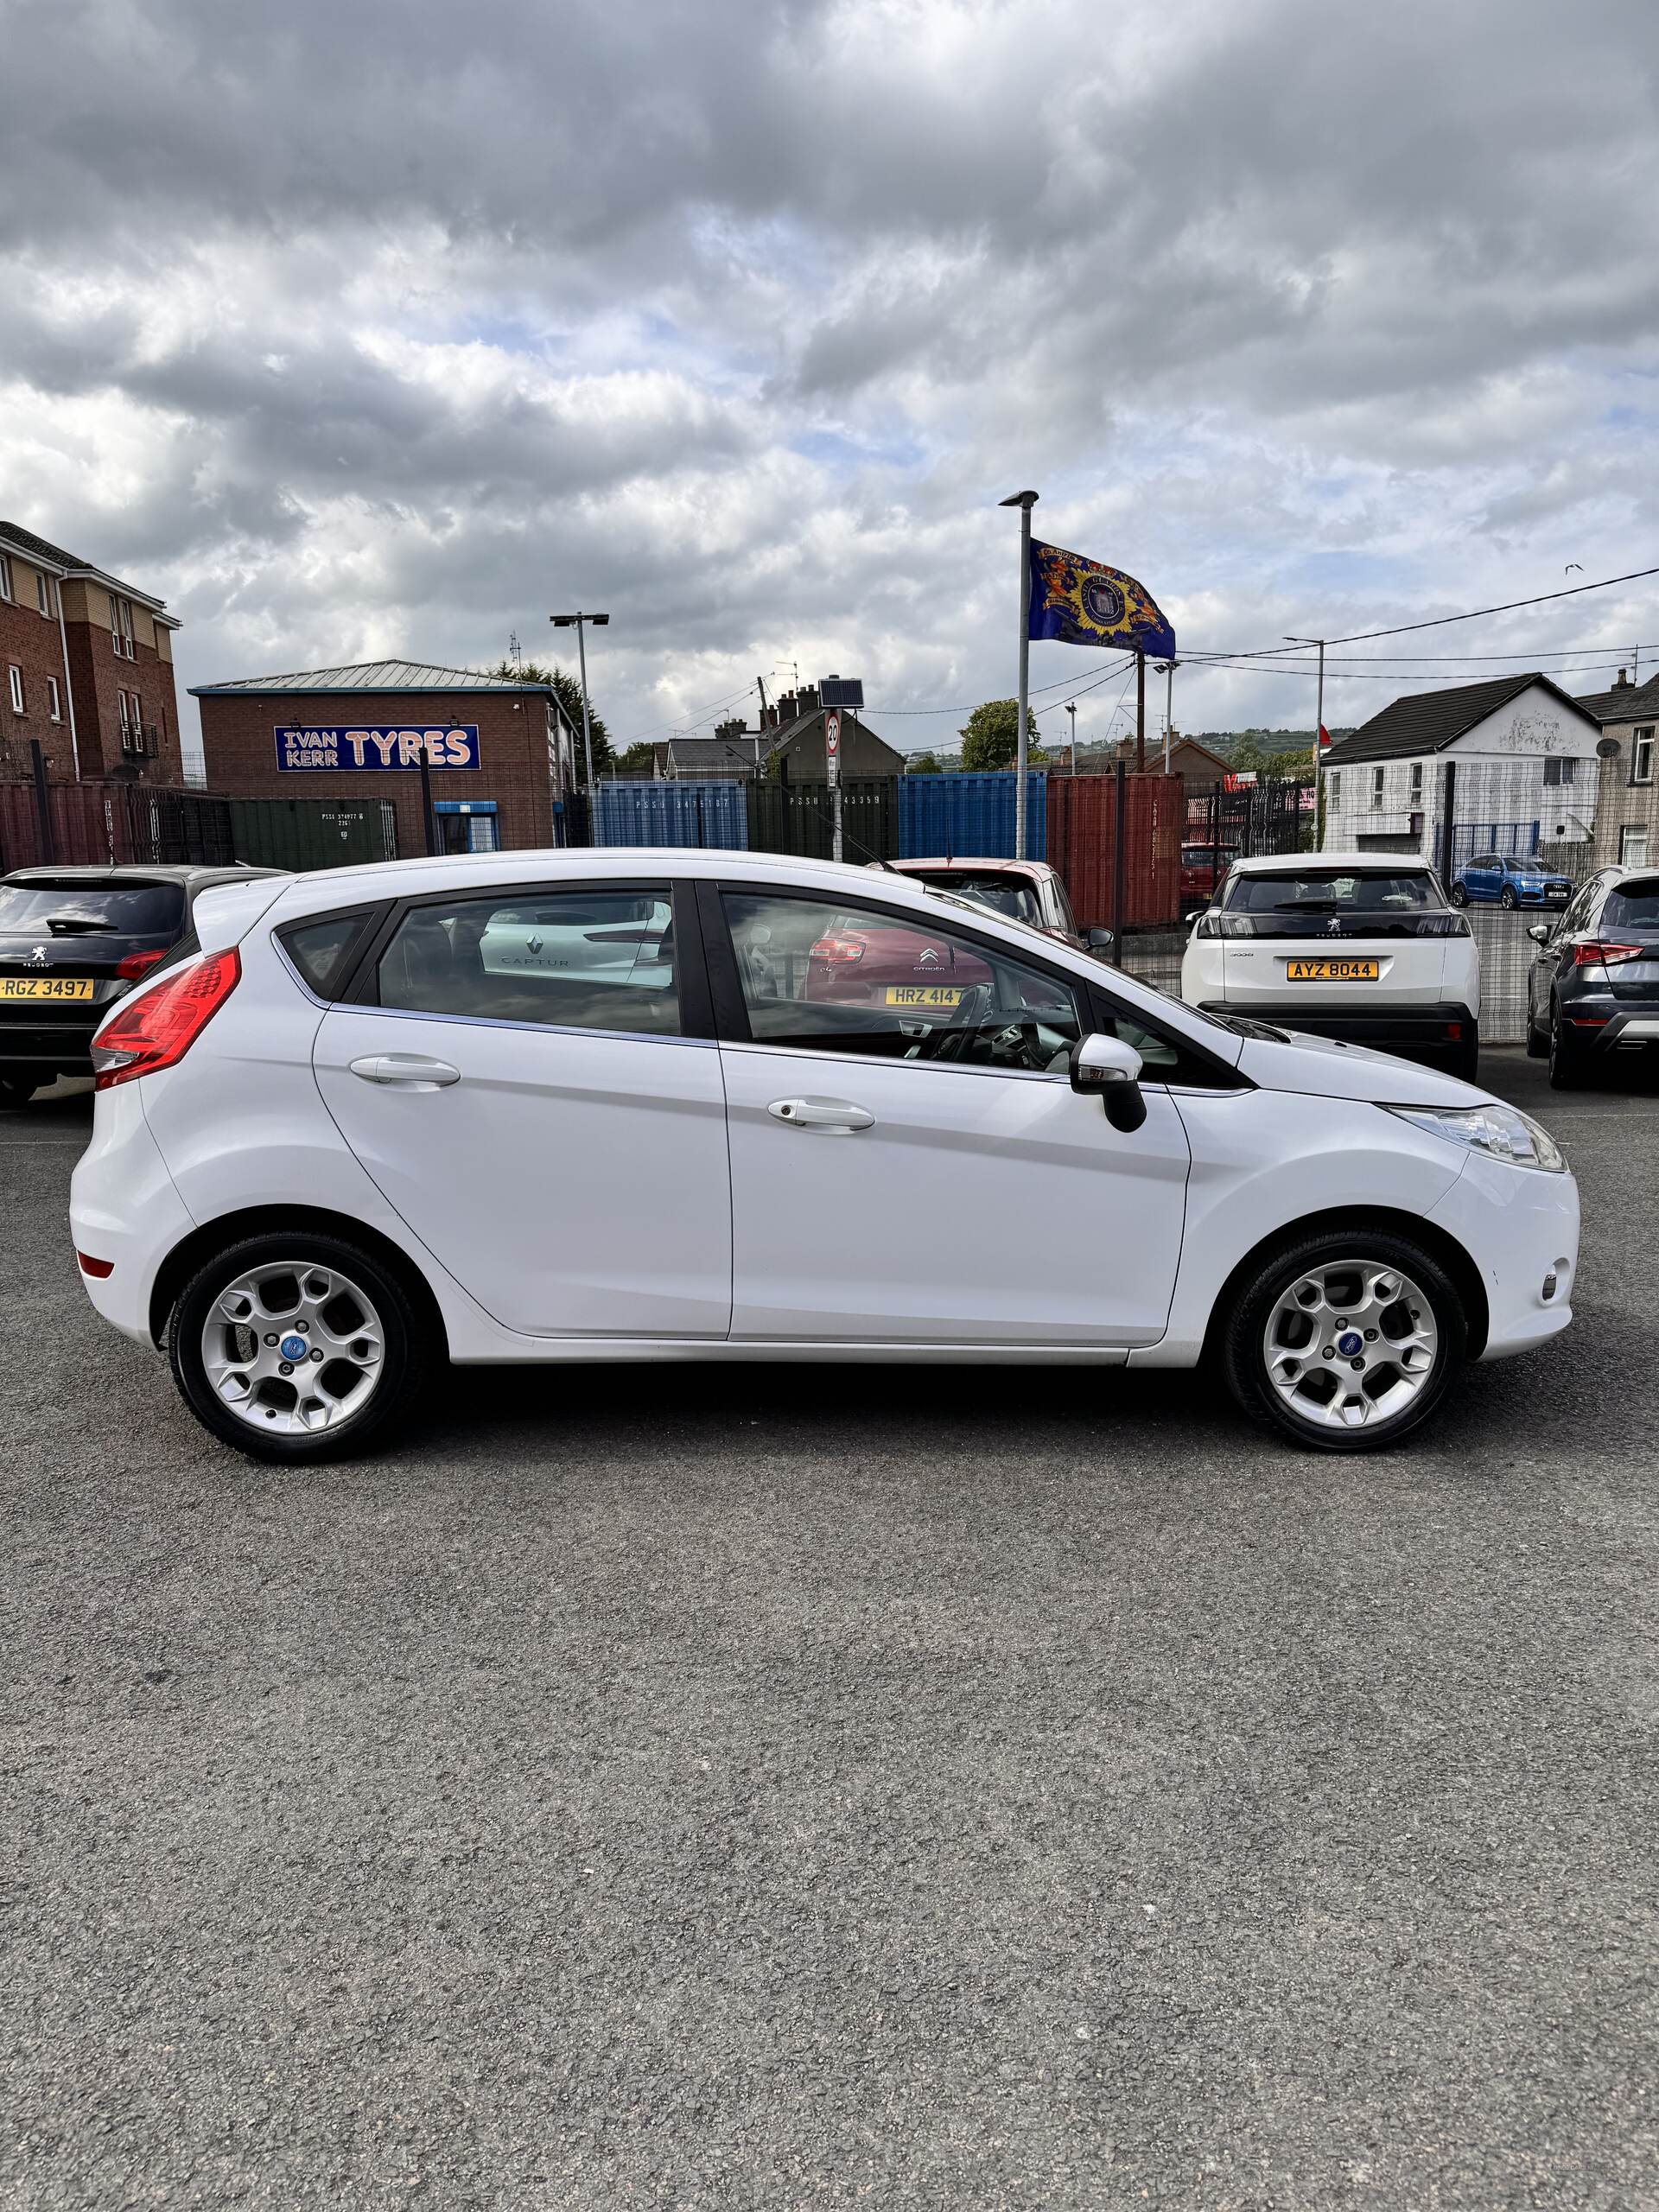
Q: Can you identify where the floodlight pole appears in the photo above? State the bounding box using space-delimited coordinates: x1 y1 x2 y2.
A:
1000 490 1039 858
1286 634 1325 847
550 610 610 792
1154 658 1179 773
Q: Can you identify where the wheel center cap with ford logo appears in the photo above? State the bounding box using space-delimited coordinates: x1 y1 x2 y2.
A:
1337 1330 1363 1357
280 1334 308 1362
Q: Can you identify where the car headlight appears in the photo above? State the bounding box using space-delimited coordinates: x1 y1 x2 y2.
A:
1384 1103 1566 1173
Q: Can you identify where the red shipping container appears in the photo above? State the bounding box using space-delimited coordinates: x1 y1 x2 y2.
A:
1046 772 1183 931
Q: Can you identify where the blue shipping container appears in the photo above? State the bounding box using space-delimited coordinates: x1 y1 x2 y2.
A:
898 772 1047 861
592 779 749 850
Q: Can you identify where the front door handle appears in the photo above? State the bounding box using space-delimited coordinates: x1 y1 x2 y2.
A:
767 1096 875 1133
348 1053 461 1090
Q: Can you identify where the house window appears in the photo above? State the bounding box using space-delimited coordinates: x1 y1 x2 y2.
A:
1327 771 1341 809
1622 826 1649 868
8 665 23 715
110 593 135 658
1370 766 1385 810
47 676 61 722
1633 728 1655 786
0 555 11 601
35 569 54 619
1543 756 1577 786
1408 761 1424 805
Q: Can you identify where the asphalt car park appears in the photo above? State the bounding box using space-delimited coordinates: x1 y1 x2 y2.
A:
5 1052 1658 2208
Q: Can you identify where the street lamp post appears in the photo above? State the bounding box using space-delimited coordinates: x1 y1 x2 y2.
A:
1285 634 1325 845
550 611 610 791
1153 658 1179 774
999 490 1039 859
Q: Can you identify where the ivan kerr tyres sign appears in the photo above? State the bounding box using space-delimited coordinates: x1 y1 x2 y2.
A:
274 725 481 772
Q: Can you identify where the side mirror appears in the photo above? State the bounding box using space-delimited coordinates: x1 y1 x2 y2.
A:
1070 1032 1147 1131
1528 923 1551 944
1084 926 1116 953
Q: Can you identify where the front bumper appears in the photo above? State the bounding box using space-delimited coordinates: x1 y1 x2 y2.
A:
1194 999 1477 1054
1427 1149 1580 1360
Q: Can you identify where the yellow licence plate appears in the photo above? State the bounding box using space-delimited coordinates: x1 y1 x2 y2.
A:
1286 957 1380 982
885 984 963 1007
0 976 97 1001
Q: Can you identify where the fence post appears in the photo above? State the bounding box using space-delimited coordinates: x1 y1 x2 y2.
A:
1112 760 1127 959
1439 760 1457 884
29 741 55 864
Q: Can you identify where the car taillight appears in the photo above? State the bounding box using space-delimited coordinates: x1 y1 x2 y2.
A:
116 948 168 981
1571 940 1643 968
810 934 866 965
91 947 240 1090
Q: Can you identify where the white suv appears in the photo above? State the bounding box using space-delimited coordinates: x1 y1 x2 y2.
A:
1181 852 1482 1080
71 849 1572 1464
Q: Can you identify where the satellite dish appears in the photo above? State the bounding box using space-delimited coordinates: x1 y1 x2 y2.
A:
1597 736 1622 758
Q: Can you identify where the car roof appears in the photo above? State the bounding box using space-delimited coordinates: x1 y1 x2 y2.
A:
1230 851 1433 874
2 862 278 886
887 857 1056 879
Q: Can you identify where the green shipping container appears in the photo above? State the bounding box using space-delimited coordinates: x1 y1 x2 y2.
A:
229 797 397 874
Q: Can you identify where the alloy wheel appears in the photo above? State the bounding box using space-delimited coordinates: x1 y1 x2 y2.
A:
1262 1256 1440 1433
201 1259 385 1437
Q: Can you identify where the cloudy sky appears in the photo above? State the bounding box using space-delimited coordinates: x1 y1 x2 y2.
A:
3 0 1658 765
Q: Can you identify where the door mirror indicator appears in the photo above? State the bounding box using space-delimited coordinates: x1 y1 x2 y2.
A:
1070 1033 1147 1130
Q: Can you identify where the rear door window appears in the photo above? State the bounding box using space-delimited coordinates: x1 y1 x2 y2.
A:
374 887 681 1034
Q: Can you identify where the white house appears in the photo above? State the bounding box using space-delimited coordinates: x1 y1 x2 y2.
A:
1321 674 1605 864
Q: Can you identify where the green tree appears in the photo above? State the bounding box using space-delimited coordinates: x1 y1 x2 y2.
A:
487 658 615 778
618 741 657 775
958 699 1044 774
907 751 944 774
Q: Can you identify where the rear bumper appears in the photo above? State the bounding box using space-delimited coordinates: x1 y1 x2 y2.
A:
1194 1000 1478 1052
0 1019 99 1073
1565 1007 1659 1052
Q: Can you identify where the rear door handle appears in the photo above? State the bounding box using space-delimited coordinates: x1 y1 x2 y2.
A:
348 1053 461 1090
767 1096 875 1132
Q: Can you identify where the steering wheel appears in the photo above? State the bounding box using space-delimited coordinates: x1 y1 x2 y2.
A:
920 982 993 1061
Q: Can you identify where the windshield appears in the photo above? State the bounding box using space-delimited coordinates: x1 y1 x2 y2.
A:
0 880 186 935
1225 870 1444 913
911 871 1045 927
1604 880 1659 931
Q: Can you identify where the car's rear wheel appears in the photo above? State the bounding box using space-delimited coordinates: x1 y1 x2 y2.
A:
1220 1232 1465 1453
169 1232 428 1463
0 1074 40 1109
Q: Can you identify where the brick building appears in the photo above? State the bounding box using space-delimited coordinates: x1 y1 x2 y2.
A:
0 520 184 785
191 660 570 855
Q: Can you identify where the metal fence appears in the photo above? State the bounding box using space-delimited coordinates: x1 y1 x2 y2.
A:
747 779 898 863
0 779 236 871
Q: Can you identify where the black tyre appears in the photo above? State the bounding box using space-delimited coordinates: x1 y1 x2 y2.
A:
1220 1230 1466 1453
169 1231 429 1463
1499 886 1519 911
1547 1006 1588 1091
1448 882 1468 907
0 1074 40 1109
1524 1007 1548 1058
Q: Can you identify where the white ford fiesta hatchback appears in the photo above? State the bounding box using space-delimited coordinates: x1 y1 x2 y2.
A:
71 849 1578 1463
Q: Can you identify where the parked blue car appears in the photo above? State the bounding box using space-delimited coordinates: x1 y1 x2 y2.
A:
1451 852 1573 909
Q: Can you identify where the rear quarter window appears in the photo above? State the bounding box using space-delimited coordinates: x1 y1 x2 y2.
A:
278 911 376 999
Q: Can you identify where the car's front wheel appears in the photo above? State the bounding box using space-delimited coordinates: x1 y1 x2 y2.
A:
169 1232 429 1463
1548 1005 1588 1091
1499 886 1519 910
1448 882 1468 906
1220 1231 1465 1452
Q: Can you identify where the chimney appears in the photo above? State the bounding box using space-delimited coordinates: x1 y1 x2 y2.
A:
1616 668 1630 687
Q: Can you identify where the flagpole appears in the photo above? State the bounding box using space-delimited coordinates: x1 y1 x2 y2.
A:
1001 489 1039 859
1135 650 1146 772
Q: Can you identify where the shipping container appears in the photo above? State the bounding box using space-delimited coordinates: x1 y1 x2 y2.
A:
1047 772 1184 930
898 771 1047 861
227 795 397 873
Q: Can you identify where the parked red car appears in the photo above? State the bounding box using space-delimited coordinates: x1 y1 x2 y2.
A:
1179 842 1238 919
